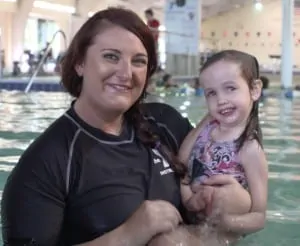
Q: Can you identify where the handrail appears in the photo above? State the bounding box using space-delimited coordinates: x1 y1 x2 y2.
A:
24 30 67 93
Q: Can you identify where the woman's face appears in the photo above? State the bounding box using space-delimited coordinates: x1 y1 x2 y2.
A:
75 24 148 117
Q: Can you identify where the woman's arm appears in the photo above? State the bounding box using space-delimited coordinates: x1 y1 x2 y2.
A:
1 153 65 245
220 140 268 234
76 200 183 246
3 155 183 246
3 150 163 246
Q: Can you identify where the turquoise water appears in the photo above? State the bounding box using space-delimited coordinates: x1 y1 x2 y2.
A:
0 90 300 245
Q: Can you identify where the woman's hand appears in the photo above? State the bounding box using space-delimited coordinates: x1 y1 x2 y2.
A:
123 200 183 245
186 175 242 213
75 200 182 246
185 184 214 215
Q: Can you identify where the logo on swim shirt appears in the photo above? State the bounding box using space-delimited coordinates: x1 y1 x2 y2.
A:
151 149 174 176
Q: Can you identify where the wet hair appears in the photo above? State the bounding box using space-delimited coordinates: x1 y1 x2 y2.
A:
60 7 185 176
200 49 263 151
260 76 269 89
145 8 154 16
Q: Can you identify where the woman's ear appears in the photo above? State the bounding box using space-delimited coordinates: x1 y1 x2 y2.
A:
251 79 262 101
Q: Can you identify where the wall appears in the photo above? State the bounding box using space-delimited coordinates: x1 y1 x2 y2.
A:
0 0 123 71
0 1 72 71
201 0 300 68
0 3 15 70
0 12 13 70
29 8 71 48
2 0 300 72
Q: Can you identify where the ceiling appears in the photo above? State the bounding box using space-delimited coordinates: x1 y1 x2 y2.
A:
73 0 253 22
0 0 258 22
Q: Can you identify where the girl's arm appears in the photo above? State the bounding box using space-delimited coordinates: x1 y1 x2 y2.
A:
221 140 268 234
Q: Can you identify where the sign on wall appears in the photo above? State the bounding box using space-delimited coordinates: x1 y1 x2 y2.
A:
164 0 200 55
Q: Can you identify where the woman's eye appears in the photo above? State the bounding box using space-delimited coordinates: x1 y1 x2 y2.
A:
103 53 119 61
132 59 147 66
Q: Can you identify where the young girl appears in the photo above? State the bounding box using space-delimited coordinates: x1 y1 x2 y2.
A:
180 49 268 231
148 50 268 246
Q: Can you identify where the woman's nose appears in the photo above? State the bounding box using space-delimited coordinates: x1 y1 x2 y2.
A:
116 59 132 81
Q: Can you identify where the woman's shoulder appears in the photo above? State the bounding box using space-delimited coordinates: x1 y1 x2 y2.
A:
141 101 176 113
140 102 186 122
3 112 79 207
28 112 78 153
140 102 193 152
16 111 80 175
141 102 191 129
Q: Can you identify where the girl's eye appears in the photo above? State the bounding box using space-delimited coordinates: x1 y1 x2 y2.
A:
206 91 216 97
227 86 236 91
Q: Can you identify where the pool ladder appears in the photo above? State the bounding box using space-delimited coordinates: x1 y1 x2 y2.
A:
24 30 67 93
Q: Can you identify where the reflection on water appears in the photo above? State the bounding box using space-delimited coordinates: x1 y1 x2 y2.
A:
0 91 300 245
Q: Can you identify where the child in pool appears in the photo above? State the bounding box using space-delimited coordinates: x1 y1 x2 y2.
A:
148 50 268 246
179 49 268 231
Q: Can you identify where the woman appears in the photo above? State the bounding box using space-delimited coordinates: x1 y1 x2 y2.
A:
1 8 247 246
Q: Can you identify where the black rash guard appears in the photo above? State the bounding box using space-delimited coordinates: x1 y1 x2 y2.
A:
1 102 193 246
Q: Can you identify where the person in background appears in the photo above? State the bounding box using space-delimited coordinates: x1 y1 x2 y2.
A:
163 73 178 89
153 66 165 87
260 76 270 90
260 75 271 97
193 77 204 97
145 8 160 47
145 77 164 103
39 42 53 62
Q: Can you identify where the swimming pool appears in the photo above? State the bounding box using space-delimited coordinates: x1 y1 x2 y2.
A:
0 90 299 245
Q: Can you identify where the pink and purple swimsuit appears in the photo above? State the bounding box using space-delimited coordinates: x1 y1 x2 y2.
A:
188 120 248 188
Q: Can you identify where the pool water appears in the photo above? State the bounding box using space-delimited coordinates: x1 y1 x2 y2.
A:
0 90 300 245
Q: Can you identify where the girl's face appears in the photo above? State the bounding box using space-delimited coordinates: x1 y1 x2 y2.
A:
200 60 261 128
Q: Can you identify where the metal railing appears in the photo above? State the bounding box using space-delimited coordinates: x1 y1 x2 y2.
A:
24 30 67 93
